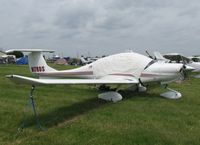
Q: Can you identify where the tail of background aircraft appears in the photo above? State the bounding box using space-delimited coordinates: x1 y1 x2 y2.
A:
154 51 167 60
6 49 56 73
153 51 170 63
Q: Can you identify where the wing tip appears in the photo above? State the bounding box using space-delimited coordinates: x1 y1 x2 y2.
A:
6 75 14 78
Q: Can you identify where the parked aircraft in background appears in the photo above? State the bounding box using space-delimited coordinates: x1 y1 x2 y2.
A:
80 56 99 65
188 56 200 62
153 52 200 78
80 56 93 65
153 51 170 63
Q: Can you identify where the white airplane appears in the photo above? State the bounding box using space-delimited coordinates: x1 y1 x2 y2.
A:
6 49 185 102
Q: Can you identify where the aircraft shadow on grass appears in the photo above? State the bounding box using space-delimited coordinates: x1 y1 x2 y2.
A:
21 96 107 129
21 90 161 129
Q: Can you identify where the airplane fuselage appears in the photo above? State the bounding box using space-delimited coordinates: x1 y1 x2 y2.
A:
36 52 183 84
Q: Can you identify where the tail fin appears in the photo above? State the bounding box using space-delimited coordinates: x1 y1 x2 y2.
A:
154 51 166 60
6 49 56 73
154 51 170 63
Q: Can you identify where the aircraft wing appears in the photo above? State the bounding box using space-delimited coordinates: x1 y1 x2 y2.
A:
6 75 139 85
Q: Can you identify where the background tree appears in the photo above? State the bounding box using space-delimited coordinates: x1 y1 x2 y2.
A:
7 51 24 58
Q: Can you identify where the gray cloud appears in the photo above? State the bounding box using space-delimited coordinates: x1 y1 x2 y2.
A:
0 0 200 56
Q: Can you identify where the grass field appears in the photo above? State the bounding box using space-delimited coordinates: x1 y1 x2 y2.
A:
0 64 200 145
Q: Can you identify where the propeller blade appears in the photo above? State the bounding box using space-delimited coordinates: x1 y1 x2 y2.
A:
145 50 154 59
179 65 195 80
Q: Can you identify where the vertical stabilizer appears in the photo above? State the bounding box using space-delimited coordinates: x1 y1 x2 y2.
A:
6 49 56 74
28 52 56 73
154 51 170 63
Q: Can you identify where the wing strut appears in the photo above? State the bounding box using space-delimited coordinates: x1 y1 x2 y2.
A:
18 85 46 131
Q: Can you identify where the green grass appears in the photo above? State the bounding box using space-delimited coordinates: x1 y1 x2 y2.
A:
0 64 200 145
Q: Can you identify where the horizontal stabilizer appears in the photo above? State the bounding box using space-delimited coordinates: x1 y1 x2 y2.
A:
6 75 139 85
6 49 54 53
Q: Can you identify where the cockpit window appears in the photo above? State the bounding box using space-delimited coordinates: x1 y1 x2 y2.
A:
144 60 156 70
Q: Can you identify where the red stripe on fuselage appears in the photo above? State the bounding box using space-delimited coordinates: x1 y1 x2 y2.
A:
109 73 135 77
36 71 93 77
140 73 159 77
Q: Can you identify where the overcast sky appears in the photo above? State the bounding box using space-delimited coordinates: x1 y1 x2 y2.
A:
0 0 200 57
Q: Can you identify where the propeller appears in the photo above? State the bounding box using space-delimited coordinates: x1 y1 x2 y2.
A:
145 50 154 59
179 56 195 80
180 56 187 80
179 64 195 81
179 65 187 81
